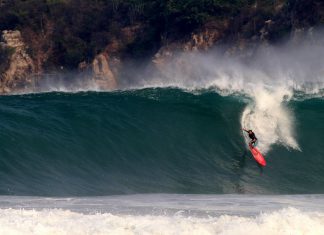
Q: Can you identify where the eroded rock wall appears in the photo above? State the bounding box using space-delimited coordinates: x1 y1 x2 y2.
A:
92 52 118 90
153 20 229 75
0 30 35 93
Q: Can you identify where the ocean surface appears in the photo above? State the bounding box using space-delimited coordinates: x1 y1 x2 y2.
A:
0 88 323 234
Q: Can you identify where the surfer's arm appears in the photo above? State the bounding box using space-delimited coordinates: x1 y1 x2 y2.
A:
242 128 248 133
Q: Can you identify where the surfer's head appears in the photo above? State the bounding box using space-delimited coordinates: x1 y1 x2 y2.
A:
248 130 253 134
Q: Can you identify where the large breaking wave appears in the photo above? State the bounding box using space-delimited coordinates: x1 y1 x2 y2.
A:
0 89 323 196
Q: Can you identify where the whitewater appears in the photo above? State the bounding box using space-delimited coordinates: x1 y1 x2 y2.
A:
1 195 324 235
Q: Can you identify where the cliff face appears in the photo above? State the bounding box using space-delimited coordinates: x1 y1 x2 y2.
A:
0 30 35 93
153 20 229 73
79 24 142 90
91 52 118 90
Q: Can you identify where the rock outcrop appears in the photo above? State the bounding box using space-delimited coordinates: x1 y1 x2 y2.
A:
88 25 142 90
92 52 118 90
0 30 35 93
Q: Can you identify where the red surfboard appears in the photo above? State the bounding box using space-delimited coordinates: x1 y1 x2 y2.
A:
249 145 266 166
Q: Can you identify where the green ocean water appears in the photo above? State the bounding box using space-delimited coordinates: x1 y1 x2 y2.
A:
0 88 323 196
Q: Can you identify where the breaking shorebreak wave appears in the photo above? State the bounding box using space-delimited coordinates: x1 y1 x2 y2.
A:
0 88 323 196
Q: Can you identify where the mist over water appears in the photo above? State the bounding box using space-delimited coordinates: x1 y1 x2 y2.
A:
33 29 324 96
130 33 324 93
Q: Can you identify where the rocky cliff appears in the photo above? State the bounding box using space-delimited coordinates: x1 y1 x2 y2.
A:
91 52 118 90
0 30 35 93
153 20 229 74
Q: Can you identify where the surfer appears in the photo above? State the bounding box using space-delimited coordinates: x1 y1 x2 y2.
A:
243 128 258 147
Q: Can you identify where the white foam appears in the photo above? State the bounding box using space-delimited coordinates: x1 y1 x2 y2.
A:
241 86 300 153
0 207 324 235
2 195 324 235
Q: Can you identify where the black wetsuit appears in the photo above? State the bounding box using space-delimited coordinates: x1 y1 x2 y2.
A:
248 130 257 145
248 131 256 140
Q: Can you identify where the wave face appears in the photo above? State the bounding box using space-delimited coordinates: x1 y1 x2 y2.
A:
0 89 323 196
